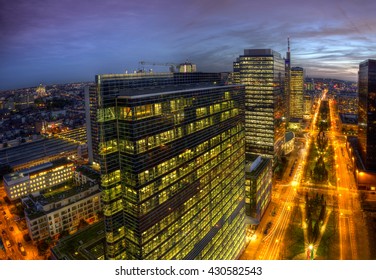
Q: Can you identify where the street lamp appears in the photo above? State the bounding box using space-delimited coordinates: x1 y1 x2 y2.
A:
307 244 314 260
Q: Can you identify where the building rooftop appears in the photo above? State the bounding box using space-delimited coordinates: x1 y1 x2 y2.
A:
23 181 99 220
285 131 295 142
0 137 78 168
116 84 241 99
51 221 105 260
245 156 271 177
75 165 100 181
3 157 72 182
339 113 358 125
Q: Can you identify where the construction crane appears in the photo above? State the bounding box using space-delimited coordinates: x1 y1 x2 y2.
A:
138 61 178 73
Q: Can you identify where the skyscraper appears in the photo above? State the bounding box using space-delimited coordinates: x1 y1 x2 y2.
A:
285 38 291 122
234 49 286 163
290 67 304 119
358 59 376 170
90 72 246 259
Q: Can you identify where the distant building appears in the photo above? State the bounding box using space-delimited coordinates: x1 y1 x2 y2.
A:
245 156 272 223
358 59 376 171
303 94 312 119
338 113 358 135
178 62 197 73
22 181 101 241
336 92 358 114
288 118 302 131
234 49 285 163
3 158 74 201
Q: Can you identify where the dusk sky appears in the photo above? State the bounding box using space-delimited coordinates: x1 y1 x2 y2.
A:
1 0 375 90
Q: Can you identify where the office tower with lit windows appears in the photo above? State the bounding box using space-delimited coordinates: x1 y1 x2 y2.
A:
285 38 291 122
358 59 376 170
290 67 304 119
90 72 246 260
234 49 285 162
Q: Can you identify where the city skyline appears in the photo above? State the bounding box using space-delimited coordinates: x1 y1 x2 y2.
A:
1 0 376 90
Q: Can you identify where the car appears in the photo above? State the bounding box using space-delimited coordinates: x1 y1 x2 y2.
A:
1 229 6 236
0 221 2 225
18 242 26 256
2 211 5 215
9 226 14 231
5 239 11 248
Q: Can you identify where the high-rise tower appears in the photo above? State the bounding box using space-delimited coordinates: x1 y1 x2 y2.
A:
285 38 291 122
234 49 285 163
358 59 376 170
290 67 304 119
90 72 246 259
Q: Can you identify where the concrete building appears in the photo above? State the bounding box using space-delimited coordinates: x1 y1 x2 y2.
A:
73 165 100 185
22 181 101 241
90 72 246 260
3 158 74 201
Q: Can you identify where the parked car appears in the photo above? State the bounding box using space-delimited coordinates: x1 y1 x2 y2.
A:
18 242 26 256
5 239 11 248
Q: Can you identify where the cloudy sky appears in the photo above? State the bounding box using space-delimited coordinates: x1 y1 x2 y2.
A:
1 0 375 90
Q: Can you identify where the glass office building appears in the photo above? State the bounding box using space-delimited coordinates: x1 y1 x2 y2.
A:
235 49 285 162
290 67 304 119
90 72 246 259
358 59 376 170
245 156 272 222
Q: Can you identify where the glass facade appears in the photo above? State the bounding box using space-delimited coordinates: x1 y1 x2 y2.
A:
245 156 272 221
91 72 246 259
358 59 376 170
290 67 304 119
235 49 285 162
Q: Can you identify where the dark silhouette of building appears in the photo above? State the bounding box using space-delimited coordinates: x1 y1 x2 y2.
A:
358 59 376 171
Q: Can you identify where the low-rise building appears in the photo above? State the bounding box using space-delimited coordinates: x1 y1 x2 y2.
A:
339 113 358 135
73 165 100 185
22 181 101 242
283 131 295 155
3 158 74 201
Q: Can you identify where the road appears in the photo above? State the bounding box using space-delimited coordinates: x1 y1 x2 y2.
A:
241 89 368 260
0 183 42 260
329 99 362 259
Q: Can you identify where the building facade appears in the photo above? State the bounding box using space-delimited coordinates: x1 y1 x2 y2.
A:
303 94 312 119
91 72 246 260
336 92 358 114
3 158 74 201
22 182 101 241
358 59 376 170
234 49 285 162
290 67 304 119
245 156 272 222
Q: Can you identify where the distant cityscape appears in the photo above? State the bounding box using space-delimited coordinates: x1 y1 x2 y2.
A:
0 51 375 261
